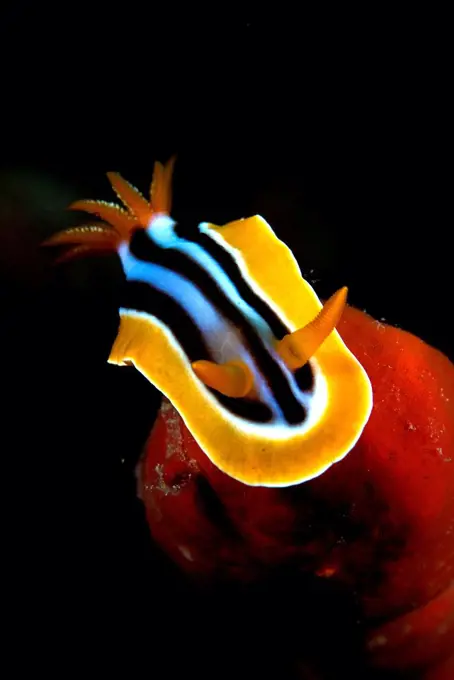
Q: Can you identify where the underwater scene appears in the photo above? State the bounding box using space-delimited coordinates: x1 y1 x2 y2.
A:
1 5 451 680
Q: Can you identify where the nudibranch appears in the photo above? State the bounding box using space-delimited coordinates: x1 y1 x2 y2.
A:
43 159 373 487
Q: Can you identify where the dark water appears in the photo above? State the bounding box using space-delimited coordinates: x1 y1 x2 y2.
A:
1 4 451 679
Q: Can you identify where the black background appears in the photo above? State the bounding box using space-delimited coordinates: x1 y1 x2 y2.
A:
1 4 451 678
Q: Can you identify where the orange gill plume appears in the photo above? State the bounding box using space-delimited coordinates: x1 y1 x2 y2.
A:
42 157 176 263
